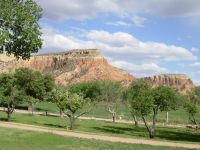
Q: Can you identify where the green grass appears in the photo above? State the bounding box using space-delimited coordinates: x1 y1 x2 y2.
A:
0 111 200 144
17 102 200 124
0 127 194 150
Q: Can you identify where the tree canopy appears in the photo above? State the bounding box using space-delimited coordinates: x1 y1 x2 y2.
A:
14 68 54 113
50 86 91 130
0 0 42 59
127 80 179 138
0 73 23 120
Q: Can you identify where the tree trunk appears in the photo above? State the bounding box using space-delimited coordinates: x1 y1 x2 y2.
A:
149 128 156 138
60 109 63 118
7 111 11 121
133 115 138 126
7 105 11 121
190 114 197 125
112 113 116 123
149 108 157 138
166 111 169 123
142 109 157 139
28 104 33 115
69 114 75 130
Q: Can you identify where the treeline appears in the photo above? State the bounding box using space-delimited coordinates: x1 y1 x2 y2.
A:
0 68 199 138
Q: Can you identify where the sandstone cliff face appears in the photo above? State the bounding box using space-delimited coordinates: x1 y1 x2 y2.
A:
143 74 194 95
0 49 134 86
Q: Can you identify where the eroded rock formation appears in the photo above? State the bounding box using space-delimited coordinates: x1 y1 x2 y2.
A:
0 49 134 86
143 74 194 95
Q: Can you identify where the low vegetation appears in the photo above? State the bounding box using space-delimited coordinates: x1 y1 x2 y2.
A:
0 128 192 150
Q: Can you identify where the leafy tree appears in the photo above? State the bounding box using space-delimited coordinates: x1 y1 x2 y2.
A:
127 80 154 129
184 87 200 125
123 90 138 126
127 80 179 138
0 0 42 59
99 80 124 122
14 68 54 114
50 86 91 130
0 73 23 121
68 81 101 102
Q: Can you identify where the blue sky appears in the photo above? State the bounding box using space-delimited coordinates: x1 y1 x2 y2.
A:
35 0 200 85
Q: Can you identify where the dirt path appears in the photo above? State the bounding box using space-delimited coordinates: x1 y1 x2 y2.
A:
0 122 199 149
0 107 187 128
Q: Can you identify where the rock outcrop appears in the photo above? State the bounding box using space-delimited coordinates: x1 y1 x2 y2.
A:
0 49 134 86
143 74 194 95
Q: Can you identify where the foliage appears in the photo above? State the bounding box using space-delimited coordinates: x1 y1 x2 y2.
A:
14 68 54 99
0 73 23 120
68 81 101 102
0 0 42 59
127 80 154 117
14 68 54 113
127 80 179 138
184 87 200 125
50 86 91 130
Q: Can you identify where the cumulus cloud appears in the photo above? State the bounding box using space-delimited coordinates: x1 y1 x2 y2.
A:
188 62 200 67
87 30 197 61
35 0 200 21
110 60 168 77
131 15 146 27
191 47 199 52
105 21 131 27
35 0 118 21
40 27 196 62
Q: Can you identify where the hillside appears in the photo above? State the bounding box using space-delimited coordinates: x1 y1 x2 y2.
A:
143 74 194 95
0 49 134 86
0 49 195 93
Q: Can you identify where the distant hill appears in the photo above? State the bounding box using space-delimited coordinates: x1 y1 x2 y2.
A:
0 49 134 87
0 49 195 94
142 74 194 95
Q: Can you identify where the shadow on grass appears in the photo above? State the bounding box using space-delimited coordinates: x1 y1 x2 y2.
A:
15 105 27 110
0 117 9 121
93 125 200 143
43 123 66 129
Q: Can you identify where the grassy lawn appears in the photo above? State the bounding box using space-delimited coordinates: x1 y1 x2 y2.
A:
0 111 200 144
17 102 200 124
0 127 194 150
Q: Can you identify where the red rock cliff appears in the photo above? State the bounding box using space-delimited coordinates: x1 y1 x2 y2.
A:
143 74 194 95
0 49 134 86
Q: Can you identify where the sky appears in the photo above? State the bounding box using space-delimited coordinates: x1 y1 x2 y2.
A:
35 0 200 85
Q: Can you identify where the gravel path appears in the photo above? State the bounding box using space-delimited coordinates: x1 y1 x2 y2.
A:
0 122 199 149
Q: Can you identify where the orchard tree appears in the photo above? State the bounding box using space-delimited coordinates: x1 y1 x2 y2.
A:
50 86 91 130
0 73 23 121
0 0 42 59
184 87 200 125
127 80 153 129
14 68 54 114
99 80 124 122
128 80 179 138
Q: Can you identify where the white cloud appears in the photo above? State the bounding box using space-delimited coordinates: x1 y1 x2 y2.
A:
87 30 197 61
41 27 95 53
105 21 131 27
40 27 197 62
110 60 168 77
188 62 200 67
35 0 119 21
35 0 200 21
131 15 146 27
191 47 199 52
